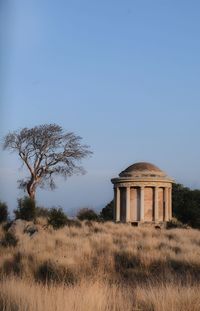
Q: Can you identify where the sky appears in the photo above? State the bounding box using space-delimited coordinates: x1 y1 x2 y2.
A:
1 0 200 215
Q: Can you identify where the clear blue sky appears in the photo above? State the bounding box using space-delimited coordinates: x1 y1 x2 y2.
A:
1 0 200 215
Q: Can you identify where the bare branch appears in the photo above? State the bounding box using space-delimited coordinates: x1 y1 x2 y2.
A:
3 124 92 199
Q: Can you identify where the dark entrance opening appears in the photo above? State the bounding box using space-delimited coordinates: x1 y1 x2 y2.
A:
131 222 139 227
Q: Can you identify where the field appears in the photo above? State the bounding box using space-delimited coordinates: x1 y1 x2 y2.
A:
0 220 200 311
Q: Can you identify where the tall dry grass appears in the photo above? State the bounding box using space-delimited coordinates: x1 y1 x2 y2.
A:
0 221 200 311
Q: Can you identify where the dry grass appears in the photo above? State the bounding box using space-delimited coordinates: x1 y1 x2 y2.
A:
0 221 200 310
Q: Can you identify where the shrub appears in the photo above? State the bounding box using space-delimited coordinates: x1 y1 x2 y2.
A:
77 208 99 221
167 217 189 229
0 201 8 223
100 200 114 221
14 197 36 221
36 260 76 284
35 206 49 218
3 221 12 232
3 252 22 276
66 219 82 228
48 208 68 229
1 232 18 247
85 220 94 227
115 251 141 270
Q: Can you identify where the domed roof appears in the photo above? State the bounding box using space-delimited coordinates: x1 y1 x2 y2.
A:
119 162 166 178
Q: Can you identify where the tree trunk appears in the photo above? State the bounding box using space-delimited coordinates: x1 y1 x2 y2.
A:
27 177 36 201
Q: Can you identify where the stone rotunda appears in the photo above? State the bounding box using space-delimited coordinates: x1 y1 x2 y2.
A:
111 162 174 224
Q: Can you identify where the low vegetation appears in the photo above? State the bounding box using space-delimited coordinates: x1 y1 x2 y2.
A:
0 220 200 311
14 197 36 221
47 207 69 229
77 208 99 221
0 201 8 223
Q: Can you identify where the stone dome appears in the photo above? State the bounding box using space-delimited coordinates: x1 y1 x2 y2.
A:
119 162 167 178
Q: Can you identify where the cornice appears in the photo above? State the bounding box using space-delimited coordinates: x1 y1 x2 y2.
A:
111 176 174 184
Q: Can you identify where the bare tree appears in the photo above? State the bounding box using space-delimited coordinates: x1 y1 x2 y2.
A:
3 124 92 200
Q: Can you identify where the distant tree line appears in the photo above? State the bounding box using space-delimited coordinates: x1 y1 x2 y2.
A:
0 197 113 230
0 183 200 229
172 183 200 228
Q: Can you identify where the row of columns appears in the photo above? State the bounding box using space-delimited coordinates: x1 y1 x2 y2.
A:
114 186 172 222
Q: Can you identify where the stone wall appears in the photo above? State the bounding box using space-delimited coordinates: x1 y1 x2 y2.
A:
130 188 140 221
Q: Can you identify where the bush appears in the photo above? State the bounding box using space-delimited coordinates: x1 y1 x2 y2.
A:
36 260 77 284
3 252 23 276
48 207 68 229
1 232 18 247
66 219 82 228
3 221 12 232
0 201 8 223
35 206 49 218
77 208 99 221
167 217 189 229
14 197 36 221
100 200 114 221
115 250 141 270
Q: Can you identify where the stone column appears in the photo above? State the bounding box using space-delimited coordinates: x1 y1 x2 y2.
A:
154 186 159 222
164 187 169 221
126 187 130 222
135 188 138 221
140 186 145 221
115 187 120 222
168 187 172 220
113 188 116 220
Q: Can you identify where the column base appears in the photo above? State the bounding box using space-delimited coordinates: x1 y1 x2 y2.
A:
115 220 167 228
